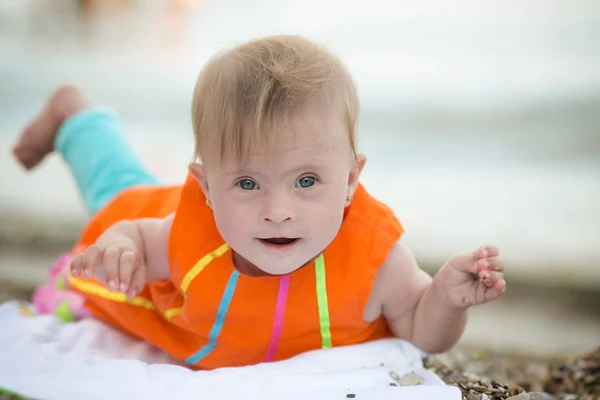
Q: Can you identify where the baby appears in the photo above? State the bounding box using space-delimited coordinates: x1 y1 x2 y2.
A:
13 35 506 369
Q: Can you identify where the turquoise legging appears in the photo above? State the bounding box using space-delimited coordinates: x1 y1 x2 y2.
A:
56 108 159 215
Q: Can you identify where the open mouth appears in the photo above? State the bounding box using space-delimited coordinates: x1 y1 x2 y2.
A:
259 237 299 247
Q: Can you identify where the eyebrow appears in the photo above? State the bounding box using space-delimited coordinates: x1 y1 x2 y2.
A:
224 162 327 178
283 163 327 176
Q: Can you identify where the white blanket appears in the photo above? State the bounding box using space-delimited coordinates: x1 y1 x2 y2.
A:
0 301 460 400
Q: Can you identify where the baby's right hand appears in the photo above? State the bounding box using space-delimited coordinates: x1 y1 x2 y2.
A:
70 243 146 300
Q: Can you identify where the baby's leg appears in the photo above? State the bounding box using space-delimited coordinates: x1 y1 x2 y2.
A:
13 85 159 215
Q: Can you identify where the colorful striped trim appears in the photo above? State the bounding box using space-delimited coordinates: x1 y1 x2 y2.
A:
66 243 230 322
184 270 240 365
264 274 290 362
68 276 184 321
180 243 230 292
164 243 230 319
67 275 156 311
314 254 332 348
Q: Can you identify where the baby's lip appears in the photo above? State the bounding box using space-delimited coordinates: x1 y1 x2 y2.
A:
258 237 299 245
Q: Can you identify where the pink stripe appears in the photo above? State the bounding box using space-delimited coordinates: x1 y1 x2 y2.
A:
264 275 290 362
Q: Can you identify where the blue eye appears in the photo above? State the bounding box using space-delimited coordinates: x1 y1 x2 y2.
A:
237 179 258 190
296 176 317 188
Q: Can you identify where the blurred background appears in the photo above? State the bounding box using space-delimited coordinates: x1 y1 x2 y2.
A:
0 0 598 358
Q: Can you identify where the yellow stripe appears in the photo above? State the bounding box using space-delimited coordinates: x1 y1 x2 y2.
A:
67 275 156 311
180 243 230 293
68 275 185 321
164 307 182 320
66 242 229 321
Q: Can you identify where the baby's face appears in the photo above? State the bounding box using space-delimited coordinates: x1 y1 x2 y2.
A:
198 109 363 275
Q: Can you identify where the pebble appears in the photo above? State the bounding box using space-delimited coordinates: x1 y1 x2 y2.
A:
505 393 555 400
399 372 424 386
527 393 553 400
508 386 526 396
423 345 600 400
544 347 600 397
466 391 490 400
506 394 529 400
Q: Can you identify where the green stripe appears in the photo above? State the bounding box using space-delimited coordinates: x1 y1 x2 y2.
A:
314 254 332 348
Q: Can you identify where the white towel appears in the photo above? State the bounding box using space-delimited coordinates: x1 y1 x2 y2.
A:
0 301 460 400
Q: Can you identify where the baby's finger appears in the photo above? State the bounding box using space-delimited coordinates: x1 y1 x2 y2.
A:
126 263 146 300
449 252 479 274
478 270 504 287
483 243 499 258
103 247 121 291
118 250 139 292
476 256 505 272
70 254 84 278
473 243 499 261
81 246 102 279
484 279 507 302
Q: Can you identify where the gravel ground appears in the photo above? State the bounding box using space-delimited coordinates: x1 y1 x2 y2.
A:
0 281 597 400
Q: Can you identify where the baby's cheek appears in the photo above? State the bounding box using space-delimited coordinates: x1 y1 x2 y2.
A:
212 209 236 236
313 208 343 242
215 207 252 239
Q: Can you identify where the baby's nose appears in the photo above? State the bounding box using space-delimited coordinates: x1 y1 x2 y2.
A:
261 192 293 223
262 209 292 224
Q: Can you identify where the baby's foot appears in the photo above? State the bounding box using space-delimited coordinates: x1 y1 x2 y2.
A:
12 84 89 170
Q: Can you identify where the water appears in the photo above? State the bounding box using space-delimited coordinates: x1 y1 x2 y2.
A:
0 0 599 288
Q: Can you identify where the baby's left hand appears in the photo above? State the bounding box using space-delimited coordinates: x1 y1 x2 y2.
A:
434 243 506 308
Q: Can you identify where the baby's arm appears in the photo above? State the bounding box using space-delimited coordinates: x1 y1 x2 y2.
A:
364 241 467 354
70 213 174 299
366 240 505 353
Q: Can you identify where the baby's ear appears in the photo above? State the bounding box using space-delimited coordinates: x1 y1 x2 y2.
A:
188 162 210 198
348 153 367 190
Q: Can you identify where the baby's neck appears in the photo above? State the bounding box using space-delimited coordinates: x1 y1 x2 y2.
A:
231 251 273 277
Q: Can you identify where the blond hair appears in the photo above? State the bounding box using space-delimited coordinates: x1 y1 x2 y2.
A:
191 35 359 167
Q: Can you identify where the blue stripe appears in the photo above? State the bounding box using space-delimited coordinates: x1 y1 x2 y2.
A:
184 270 240 365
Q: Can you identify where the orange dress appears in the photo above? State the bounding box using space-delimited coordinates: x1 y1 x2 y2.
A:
67 174 404 369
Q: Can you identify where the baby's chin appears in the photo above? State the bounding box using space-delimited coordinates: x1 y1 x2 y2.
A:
256 263 303 276
257 253 321 276
243 252 318 276
230 248 308 277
